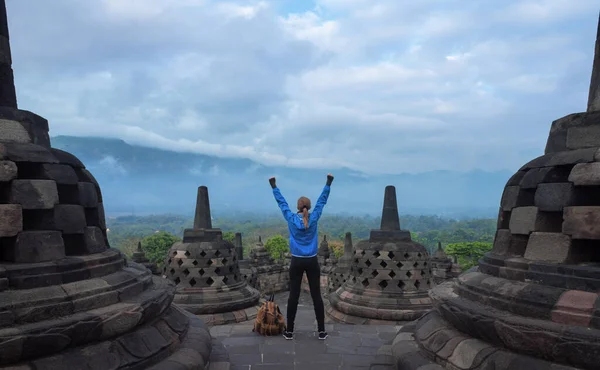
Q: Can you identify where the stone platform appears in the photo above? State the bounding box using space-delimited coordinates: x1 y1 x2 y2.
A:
210 291 397 369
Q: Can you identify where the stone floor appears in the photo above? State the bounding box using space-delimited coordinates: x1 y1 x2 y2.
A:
208 292 397 369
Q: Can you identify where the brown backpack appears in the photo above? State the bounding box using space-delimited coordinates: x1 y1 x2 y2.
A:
253 294 286 336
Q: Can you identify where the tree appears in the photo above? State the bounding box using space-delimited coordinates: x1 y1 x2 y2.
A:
264 235 289 260
444 242 493 270
222 231 235 244
142 231 180 266
116 236 142 258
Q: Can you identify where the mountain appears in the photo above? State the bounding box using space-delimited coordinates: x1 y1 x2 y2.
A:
51 136 513 218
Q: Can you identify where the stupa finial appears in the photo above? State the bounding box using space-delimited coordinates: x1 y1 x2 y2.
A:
0 0 17 108
588 11 600 112
193 186 212 229
380 185 401 231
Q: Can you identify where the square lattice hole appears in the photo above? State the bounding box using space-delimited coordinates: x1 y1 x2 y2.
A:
0 183 10 204
571 186 600 206
57 184 80 204
63 234 86 255
16 162 44 179
568 240 600 265
22 209 55 230
535 211 563 233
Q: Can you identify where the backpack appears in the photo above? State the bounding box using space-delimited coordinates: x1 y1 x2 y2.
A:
253 294 286 336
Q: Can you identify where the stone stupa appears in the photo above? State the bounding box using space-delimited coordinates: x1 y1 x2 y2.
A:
0 2 212 368
328 232 355 293
131 241 160 275
327 186 433 324
392 13 600 370
249 236 288 294
163 186 261 325
429 241 458 284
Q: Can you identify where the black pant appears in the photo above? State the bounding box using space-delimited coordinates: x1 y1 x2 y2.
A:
287 256 325 332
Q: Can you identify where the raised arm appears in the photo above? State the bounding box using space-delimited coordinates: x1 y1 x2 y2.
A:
270 177 293 222
311 174 334 222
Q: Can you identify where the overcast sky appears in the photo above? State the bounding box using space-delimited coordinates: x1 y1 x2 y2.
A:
5 0 599 175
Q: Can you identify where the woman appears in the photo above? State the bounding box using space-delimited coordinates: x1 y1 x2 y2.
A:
269 174 333 340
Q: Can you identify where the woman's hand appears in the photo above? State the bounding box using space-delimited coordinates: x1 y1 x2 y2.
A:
326 173 334 186
269 177 277 189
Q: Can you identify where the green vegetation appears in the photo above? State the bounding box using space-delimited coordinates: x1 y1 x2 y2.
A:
264 235 290 260
444 242 493 270
107 213 496 269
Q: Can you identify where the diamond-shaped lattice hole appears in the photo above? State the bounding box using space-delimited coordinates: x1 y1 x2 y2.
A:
215 250 221 257
396 262 403 268
361 278 370 287
404 253 410 258
229 266 234 272
193 260 198 266
223 276 229 284
190 278 197 287
417 253 422 258
354 258 359 264
413 262 419 268
183 268 190 276
398 280 405 289
427 279 431 285
361 250 366 256
199 268 205 276
177 259 183 266
365 259 372 267
357 268 364 275
207 259 213 266
389 270 396 278
170 268 176 275
423 261 428 266
380 260 387 268
200 250 207 257
421 270 426 276
167 259 172 265
388 251 395 258
378 280 388 289
353 251 357 255
215 267 221 274
174 277 181 285
352 277 357 282
172 251 177 256
222 258 228 264
373 251 380 257
406 271 412 278
205 277 213 286
185 251 191 257
414 280 421 289
371 270 379 278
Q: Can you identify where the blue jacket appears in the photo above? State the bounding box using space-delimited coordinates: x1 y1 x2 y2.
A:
272 185 330 257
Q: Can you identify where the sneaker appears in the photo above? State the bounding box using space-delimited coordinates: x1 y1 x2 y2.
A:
318 331 328 340
283 331 294 340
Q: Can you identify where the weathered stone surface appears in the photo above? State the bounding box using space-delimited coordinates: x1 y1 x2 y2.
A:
0 159 16 181
569 162 600 186
41 163 78 185
509 206 538 235
500 186 520 211
567 125 600 149
524 232 572 263
563 207 600 239
9 179 58 209
83 226 106 254
54 204 86 234
4 230 65 262
0 118 30 143
0 142 57 163
534 183 574 212
0 203 21 237
77 182 98 207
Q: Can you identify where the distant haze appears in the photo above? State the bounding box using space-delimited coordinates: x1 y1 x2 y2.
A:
53 136 513 219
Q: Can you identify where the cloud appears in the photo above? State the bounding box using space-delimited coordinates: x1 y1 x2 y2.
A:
5 0 599 175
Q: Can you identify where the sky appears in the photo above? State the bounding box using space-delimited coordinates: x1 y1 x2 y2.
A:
5 0 599 175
